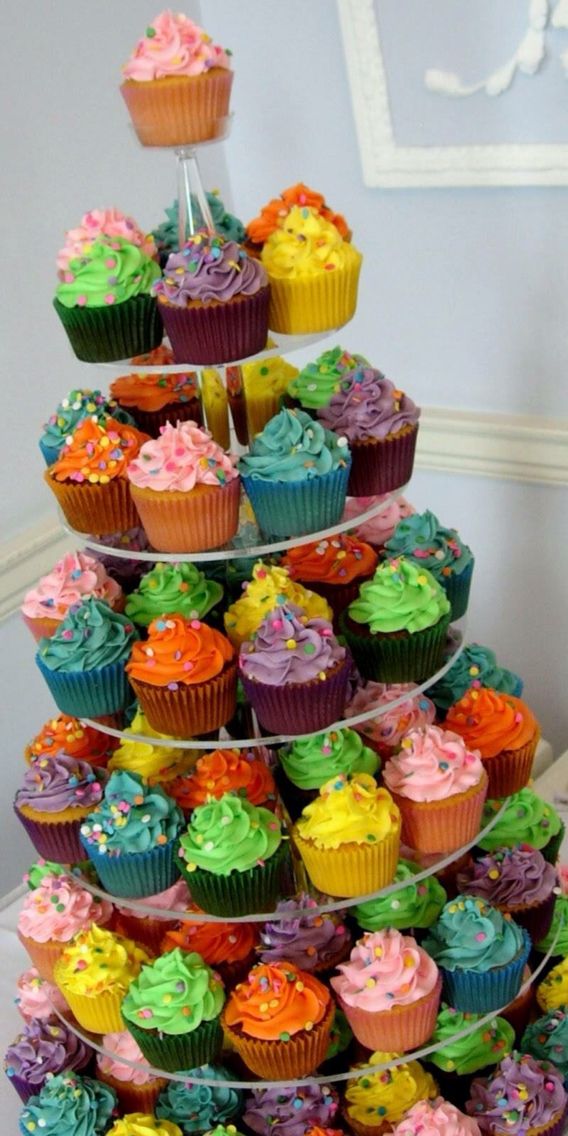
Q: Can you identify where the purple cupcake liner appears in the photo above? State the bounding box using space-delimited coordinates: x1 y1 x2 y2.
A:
158 286 270 365
80 837 181 899
241 461 351 540
240 655 352 735
14 805 85 863
53 295 163 363
504 890 556 944
439 927 531 1013
35 654 133 717
441 560 474 621
347 426 418 496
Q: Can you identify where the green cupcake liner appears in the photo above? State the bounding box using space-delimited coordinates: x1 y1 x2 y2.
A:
542 822 566 865
125 1016 222 1073
53 294 163 363
177 839 290 917
338 612 451 683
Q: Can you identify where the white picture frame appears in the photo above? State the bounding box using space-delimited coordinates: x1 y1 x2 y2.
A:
337 0 568 187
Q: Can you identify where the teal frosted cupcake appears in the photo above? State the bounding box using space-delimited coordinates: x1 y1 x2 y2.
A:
121 948 225 1072
428 640 523 717
39 388 134 467
478 788 564 863
80 770 184 898
339 558 451 682
422 896 531 1012
287 345 366 411
152 194 246 264
384 510 474 620
35 597 139 717
18 1071 117 1136
354 857 447 933
521 1009 568 1081
156 1064 243 1133
238 408 351 538
125 562 224 628
277 726 379 818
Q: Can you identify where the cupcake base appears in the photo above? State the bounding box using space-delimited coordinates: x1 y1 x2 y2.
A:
35 654 133 718
267 255 362 335
120 70 233 148
241 462 351 540
336 975 442 1052
389 772 488 856
158 286 269 366
240 656 351 736
339 612 451 683
221 998 334 1078
81 836 181 900
129 660 238 737
125 1016 222 1073
438 929 531 1013
292 821 401 899
44 469 140 536
177 840 290 917
480 733 539 798
14 803 90 864
130 478 241 553
53 295 162 363
347 425 418 497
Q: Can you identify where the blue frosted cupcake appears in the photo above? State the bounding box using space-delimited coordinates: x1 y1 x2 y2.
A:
156 1064 243 1133
39 389 134 467
238 408 351 538
80 770 184 898
422 896 531 1012
522 1009 568 1083
18 1071 117 1136
429 638 523 717
35 597 139 717
384 509 474 620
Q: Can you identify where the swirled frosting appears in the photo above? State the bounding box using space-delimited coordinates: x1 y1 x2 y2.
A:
108 708 193 785
248 185 350 246
127 615 235 688
156 1064 243 1132
121 948 225 1036
55 235 160 308
243 1083 339 1136
345 1051 438 1127
111 370 200 412
422 897 526 974
153 194 246 254
522 1010 568 1079
287 346 365 409
15 752 104 814
24 860 68 889
428 1006 515 1074
38 598 138 672
331 928 439 1010
223 961 329 1040
279 728 378 790
107 1118 181 1136
347 558 450 634
259 893 350 971
54 925 150 996
295 773 400 851
15 968 68 1023
238 408 350 483
162 908 258 965
345 682 436 752
429 642 523 714
445 689 538 758
318 369 420 443
242 356 299 409
170 748 276 809
535 894 568 955
126 561 223 627
122 13 231 80
383 725 485 802
260 206 360 279
5 1019 91 1086
342 495 416 547
58 210 156 275
154 234 265 307
80 769 183 856
478 789 562 852
457 846 557 908
537 956 568 1011
281 534 377 586
178 794 282 876
17 873 112 943
26 715 115 767
354 858 447 932
466 1053 566 1135
239 603 345 686
224 561 332 648
127 420 238 492
385 511 473 583
19 1072 117 1136
49 416 149 484
395 1099 482 1136
40 389 134 458
22 552 122 621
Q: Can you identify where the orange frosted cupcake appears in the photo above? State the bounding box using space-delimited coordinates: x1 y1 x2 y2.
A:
162 905 259 985
167 746 277 816
110 369 203 435
222 961 334 1078
44 416 149 536
247 183 351 252
127 615 237 737
281 534 378 620
25 714 116 769
445 688 540 798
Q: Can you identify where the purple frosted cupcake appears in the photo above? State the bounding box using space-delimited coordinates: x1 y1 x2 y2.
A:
13 753 105 863
244 1083 340 1136
239 602 351 735
89 526 154 595
4 1019 93 1103
466 1053 567 1136
259 892 352 974
458 846 557 943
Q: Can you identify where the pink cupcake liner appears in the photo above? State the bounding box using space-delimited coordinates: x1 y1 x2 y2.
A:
337 974 442 1052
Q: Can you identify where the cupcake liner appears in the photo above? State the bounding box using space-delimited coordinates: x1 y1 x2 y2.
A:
95 1069 166 1115
480 734 539 799
35 653 132 717
177 840 290 917
125 399 204 437
337 974 442 1052
54 980 125 1034
16 932 66 982
438 929 531 1012
292 821 401 898
130 660 238 737
113 912 179 955
241 461 351 539
80 837 181 900
44 469 139 536
240 656 351 736
14 804 87 864
389 772 488 855
543 822 565 865
343 1108 395 1136
22 613 61 642
125 1017 223 1073
267 256 362 334
441 560 474 621
221 998 334 1078
53 295 163 363
339 612 451 683
39 438 61 467
500 890 555 944
120 69 233 147
527 1108 568 1136
348 426 418 497
130 478 241 553
158 286 269 366
499 967 536 1038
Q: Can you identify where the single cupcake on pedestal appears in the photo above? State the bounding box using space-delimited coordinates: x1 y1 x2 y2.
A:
167 747 277 817
286 345 365 412
21 551 124 642
125 560 224 629
244 1083 339 1136
466 1053 567 1136
13 753 105 863
344 1050 438 1136
39 387 135 467
258 892 352 974
384 509 474 621
277 727 379 819
53 925 151 1034
4 1018 93 1103
224 560 332 649
17 870 113 980
446 688 540 798
457 845 557 942
429 641 523 718
155 1064 243 1135
342 495 415 554
18 1072 117 1136
353 858 447 935
345 682 435 758
110 370 203 436
280 533 378 620
96 1030 166 1116
161 908 259 986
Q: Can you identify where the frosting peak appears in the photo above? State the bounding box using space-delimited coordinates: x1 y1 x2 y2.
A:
123 12 231 80
383 725 485 801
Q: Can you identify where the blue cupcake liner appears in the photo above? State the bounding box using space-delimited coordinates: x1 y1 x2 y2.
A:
439 927 531 1012
35 654 132 717
241 461 351 539
440 559 474 621
38 438 61 468
80 835 181 899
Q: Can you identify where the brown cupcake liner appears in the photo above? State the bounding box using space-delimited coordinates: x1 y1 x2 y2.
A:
267 257 362 334
480 734 539 798
292 822 401 898
44 470 138 537
130 661 238 737
95 1069 166 1116
348 426 419 497
221 998 334 1078
130 478 241 553
158 287 270 366
120 69 233 147
338 975 442 1052
389 772 488 855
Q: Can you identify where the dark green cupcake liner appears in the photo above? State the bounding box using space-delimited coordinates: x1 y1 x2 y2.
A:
338 613 451 683
542 822 566 865
125 1016 222 1073
53 294 163 363
177 839 290 916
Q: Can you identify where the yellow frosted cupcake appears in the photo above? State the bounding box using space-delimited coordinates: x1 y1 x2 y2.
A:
224 560 332 648
536 955 568 1013
108 708 199 787
107 1118 182 1135
242 356 299 436
344 1050 438 1136
53 924 151 1033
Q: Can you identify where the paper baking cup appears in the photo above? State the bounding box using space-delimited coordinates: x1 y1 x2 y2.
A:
178 840 290 917
130 478 241 553
480 733 539 799
22 613 61 642
14 804 88 864
53 294 163 363
95 1069 166 1116
499 966 535 1038
240 656 351 736
441 559 474 621
267 255 362 334
16 932 67 982
501 890 555 944
389 772 488 855
53 976 126 1034
130 661 238 737
35 653 132 718
542 822 565 865
121 69 233 147
221 998 334 1078
242 460 351 540
158 286 269 366
292 820 401 898
339 613 451 683
44 469 139 536
337 974 442 1053
113 912 179 956
348 426 418 497
81 837 181 900
125 398 203 437
125 1017 222 1073
439 928 531 1013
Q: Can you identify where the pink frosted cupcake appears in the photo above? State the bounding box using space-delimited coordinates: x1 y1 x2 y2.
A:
342 495 416 552
127 419 240 552
345 682 436 757
21 551 124 642
96 1030 166 1114
15 967 69 1024
57 208 156 275
331 927 441 1051
393 1098 482 1136
17 872 113 981
382 726 488 855
113 878 190 954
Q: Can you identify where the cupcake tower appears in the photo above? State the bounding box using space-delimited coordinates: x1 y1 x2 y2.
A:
9 9 568 1135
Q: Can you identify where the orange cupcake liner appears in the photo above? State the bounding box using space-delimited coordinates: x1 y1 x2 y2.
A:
292 822 401 898
96 1068 166 1114
222 998 334 1078
120 70 233 147
130 661 238 737
481 733 539 798
390 772 488 855
267 255 362 334
44 471 138 537
338 975 442 1053
114 912 177 956
22 614 61 642
130 477 240 553
17 932 66 982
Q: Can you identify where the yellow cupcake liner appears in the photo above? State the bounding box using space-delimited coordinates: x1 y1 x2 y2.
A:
267 254 362 334
292 819 401 898
53 971 125 1034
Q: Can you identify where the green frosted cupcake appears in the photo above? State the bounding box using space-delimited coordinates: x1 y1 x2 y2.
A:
277 726 379 819
427 1004 514 1075
287 345 366 411
338 557 451 682
478 788 564 862
121 948 224 1071
354 858 447 933
522 1009 568 1080
126 561 224 628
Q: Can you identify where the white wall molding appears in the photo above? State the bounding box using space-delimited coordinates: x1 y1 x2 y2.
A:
1 407 567 621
